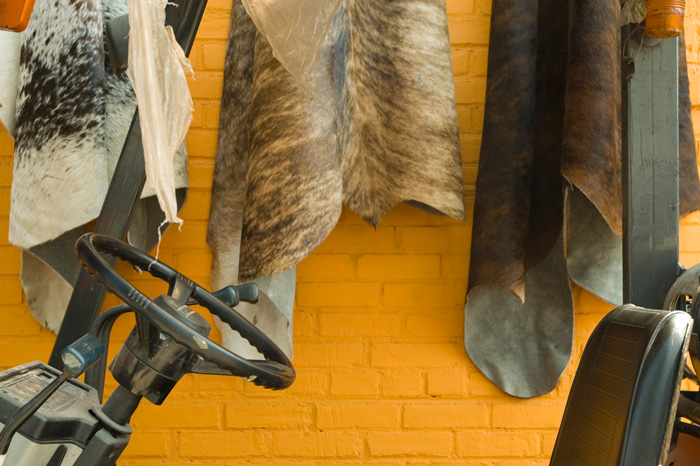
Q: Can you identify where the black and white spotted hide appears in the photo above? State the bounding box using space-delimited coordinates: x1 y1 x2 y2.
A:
8 0 188 331
207 0 464 358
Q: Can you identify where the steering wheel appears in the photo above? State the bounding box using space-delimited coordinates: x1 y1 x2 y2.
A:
75 233 295 390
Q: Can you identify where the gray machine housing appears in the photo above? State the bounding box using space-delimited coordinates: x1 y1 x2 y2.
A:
0 362 129 466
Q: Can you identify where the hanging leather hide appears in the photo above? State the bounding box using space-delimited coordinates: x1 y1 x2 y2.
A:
208 0 465 357
466 0 700 398
5 0 188 332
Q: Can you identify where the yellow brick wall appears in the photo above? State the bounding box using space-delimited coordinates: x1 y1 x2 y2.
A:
0 0 699 464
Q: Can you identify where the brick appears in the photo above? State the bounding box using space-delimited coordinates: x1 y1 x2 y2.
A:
187 73 224 100
542 431 558 456
185 129 219 157
426 372 467 396
203 42 227 70
319 313 402 337
225 402 312 428
384 283 467 307
297 254 356 281
296 283 382 307
401 226 471 253
284 370 328 396
454 79 487 104
452 48 470 76
409 462 496 466
446 0 473 14
475 0 491 15
316 226 396 253
179 431 264 457
0 133 13 156
441 255 469 280
330 371 381 396
456 432 539 457
404 403 489 428
0 157 12 187
188 157 215 188
449 19 491 45
190 101 205 128
294 343 364 367
176 250 213 279
195 17 231 40
378 203 430 226
179 190 212 221
294 310 315 337
0 306 41 335
358 254 440 280
271 431 362 457
133 403 220 428
470 106 485 133
468 47 489 77
203 102 222 128
406 311 464 338
367 431 453 456
160 222 208 249
382 371 424 397
123 431 168 457
372 343 465 368
316 403 399 429
467 371 505 397
0 277 22 305
492 404 565 429
0 248 19 276
498 461 550 466
0 343 60 369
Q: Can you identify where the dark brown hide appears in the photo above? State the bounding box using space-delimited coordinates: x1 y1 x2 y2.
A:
466 0 700 398
208 0 465 283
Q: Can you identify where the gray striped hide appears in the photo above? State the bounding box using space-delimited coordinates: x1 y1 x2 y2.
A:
466 0 700 398
3 0 188 332
208 0 465 359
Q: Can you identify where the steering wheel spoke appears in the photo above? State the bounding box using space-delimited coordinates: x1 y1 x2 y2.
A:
168 273 197 306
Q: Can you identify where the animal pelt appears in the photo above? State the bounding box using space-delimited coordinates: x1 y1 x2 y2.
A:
6 0 188 331
209 0 464 281
208 0 464 357
466 0 700 398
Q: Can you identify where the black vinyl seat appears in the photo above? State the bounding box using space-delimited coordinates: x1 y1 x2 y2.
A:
550 304 692 466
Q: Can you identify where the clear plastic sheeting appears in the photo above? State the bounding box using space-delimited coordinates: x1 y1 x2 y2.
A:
127 0 193 225
621 0 647 25
241 0 342 88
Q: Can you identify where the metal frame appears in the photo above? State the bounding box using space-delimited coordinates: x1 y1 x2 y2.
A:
621 27 680 309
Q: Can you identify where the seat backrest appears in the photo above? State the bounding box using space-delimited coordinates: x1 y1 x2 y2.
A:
550 305 692 466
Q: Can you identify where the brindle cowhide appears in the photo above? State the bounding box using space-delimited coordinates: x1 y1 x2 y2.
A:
208 0 465 357
3 0 188 332
466 0 700 398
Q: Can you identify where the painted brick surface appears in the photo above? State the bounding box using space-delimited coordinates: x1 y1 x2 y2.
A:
0 1 699 465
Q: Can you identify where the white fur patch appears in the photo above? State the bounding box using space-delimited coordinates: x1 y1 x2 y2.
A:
0 30 20 137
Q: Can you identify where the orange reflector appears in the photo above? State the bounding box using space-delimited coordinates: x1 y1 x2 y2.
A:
0 0 35 32
646 0 685 39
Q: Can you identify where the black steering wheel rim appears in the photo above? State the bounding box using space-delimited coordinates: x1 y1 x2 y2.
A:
75 233 295 390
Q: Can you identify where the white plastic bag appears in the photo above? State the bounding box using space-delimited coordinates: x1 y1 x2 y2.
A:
127 0 193 226
620 0 647 26
241 0 342 87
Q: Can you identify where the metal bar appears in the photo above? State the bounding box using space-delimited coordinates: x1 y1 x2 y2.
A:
621 27 680 309
49 0 208 368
